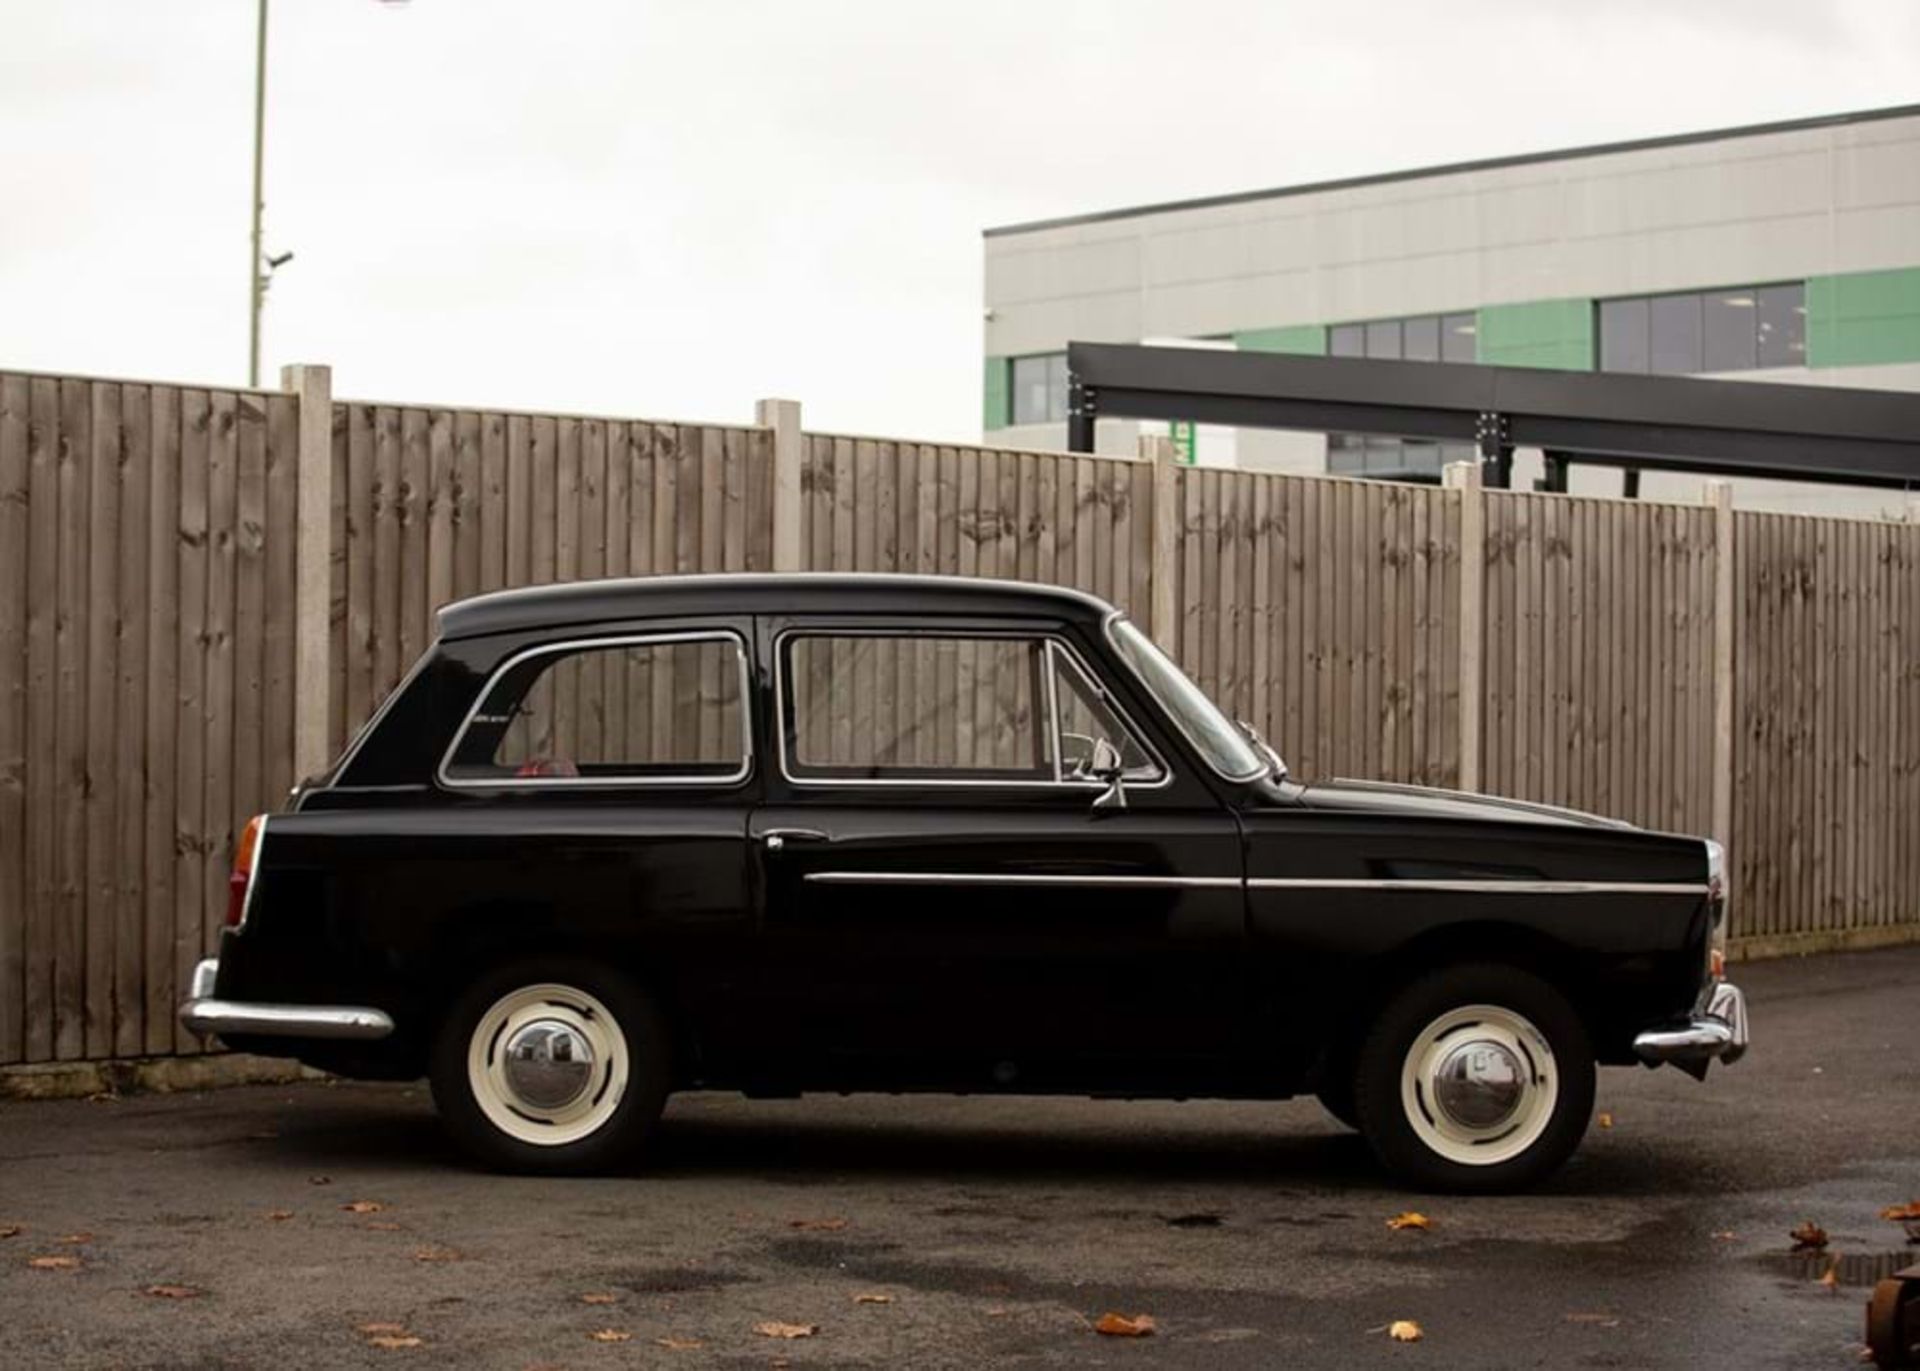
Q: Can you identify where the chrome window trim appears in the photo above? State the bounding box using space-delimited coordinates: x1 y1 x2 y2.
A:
1247 878 1710 895
773 626 1172 793
436 629 754 791
1102 612 1267 784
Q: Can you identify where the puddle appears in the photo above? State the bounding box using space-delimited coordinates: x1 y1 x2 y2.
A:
1766 1249 1918 1287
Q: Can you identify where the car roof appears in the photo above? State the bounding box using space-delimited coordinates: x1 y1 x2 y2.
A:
435 573 1120 641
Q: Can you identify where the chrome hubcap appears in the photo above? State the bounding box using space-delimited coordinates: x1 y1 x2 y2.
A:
1400 1003 1560 1167
501 1018 596 1111
1431 1039 1525 1130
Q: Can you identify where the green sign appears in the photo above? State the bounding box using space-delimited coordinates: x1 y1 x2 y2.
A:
1169 420 1197 465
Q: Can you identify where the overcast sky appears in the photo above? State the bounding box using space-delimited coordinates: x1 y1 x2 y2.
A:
2 0 1917 441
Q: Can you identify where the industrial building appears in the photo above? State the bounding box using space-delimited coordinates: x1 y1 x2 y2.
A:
981 103 1920 513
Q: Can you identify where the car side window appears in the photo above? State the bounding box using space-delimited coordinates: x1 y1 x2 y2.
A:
780 631 1162 786
442 633 750 786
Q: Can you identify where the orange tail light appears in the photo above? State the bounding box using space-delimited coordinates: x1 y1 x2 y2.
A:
226 815 266 929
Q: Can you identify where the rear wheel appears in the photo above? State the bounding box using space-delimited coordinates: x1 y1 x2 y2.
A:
430 959 670 1174
1353 963 1594 1193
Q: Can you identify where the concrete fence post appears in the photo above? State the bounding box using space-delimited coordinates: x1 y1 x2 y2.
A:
281 364 332 781
1139 433 1181 654
1443 460 1485 792
757 398 805 572
1706 479 1736 859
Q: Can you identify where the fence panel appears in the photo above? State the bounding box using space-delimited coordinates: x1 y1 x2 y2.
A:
1732 512 1919 946
0 372 301 1063
1481 491 1719 838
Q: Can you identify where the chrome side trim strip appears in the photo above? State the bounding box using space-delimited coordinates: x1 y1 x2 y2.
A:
1247 878 1710 895
802 871 1241 889
798 873 1709 895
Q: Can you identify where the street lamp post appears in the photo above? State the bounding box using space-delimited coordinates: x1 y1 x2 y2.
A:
247 0 269 389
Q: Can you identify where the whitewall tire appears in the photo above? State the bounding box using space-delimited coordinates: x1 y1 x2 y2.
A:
1354 963 1594 1193
431 961 669 1174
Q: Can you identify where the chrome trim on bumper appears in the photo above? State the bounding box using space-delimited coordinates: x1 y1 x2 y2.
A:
1633 980 1749 1069
178 957 396 1042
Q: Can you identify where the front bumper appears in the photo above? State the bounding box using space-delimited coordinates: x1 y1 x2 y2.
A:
1632 980 1749 1077
177 958 396 1042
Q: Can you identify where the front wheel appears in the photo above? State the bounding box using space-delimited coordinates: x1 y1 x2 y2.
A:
1353 963 1595 1193
430 960 670 1174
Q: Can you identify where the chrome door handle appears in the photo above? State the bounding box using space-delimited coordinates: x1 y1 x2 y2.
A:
763 827 830 852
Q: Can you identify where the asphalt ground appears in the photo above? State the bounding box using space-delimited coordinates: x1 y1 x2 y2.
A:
2 946 1917 1370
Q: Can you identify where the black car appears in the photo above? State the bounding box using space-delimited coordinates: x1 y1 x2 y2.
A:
182 573 1747 1191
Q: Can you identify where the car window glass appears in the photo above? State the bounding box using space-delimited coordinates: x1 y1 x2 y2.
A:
787 634 1047 780
1049 647 1161 782
444 635 747 783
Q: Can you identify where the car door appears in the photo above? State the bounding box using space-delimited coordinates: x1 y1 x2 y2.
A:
743 615 1247 1090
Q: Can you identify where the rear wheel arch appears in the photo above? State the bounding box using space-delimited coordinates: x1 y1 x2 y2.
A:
409 901 705 1083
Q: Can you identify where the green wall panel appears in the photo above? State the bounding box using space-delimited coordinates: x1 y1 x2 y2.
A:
1807 267 1920 368
1234 323 1327 355
982 356 1010 430
1476 299 1594 371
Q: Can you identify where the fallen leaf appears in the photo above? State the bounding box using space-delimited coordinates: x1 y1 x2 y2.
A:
358 1323 410 1335
754 1322 819 1339
655 1337 705 1350
985 1306 1010 1317
0 1225 20 1240
1712 1231 1737 1242
852 1292 894 1304
143 1284 203 1299
342 1201 385 1215
28 1255 82 1270
1565 1312 1621 1327
308 1176 332 1186
265 1210 294 1222
367 1335 424 1349
1789 1220 1829 1251
1386 1212 1433 1232
1597 1112 1614 1129
58 1232 93 1244
787 1217 848 1232
412 1247 461 1263
1389 1319 1424 1343
1094 1313 1156 1338
587 1329 633 1343
578 1293 618 1306
1881 1201 1920 1222
1818 1262 1840 1293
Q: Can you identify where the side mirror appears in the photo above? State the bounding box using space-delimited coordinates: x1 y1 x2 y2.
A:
1088 737 1127 810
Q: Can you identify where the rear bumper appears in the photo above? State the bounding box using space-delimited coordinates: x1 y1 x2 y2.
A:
178 958 396 1042
1632 980 1749 1072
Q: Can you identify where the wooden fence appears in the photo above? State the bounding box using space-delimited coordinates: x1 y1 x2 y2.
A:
1 364 1916 1066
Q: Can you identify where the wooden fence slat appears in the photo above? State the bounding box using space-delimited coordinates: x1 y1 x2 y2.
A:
0 374 28 1062
142 386 180 1055
113 386 151 1057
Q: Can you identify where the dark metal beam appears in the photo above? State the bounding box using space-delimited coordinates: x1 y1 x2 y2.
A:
1067 342 1920 490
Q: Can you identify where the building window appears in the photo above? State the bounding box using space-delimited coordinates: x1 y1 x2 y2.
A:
1327 311 1476 479
1598 284 1805 375
1010 353 1069 425
1330 311 1477 364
